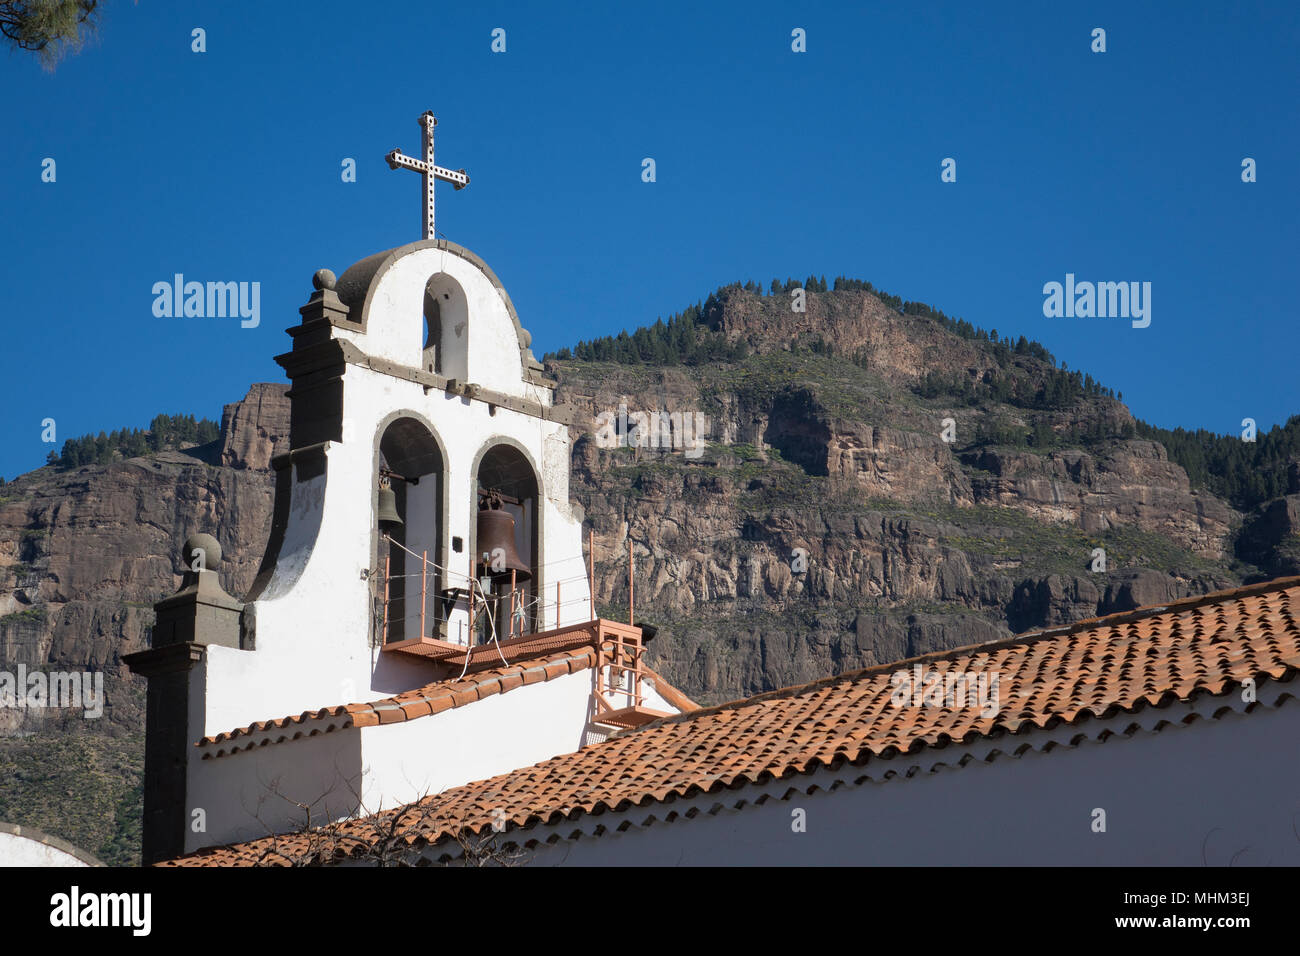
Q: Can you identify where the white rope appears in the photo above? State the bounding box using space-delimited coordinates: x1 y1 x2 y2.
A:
457 580 508 679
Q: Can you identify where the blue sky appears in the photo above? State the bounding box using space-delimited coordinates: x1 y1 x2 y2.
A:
1 1 1296 480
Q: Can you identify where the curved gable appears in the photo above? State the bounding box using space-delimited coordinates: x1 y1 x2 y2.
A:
335 239 546 392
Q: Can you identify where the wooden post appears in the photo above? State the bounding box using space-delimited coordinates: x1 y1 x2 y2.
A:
609 631 618 695
634 639 644 706
469 577 477 648
588 529 596 622
383 551 391 644
556 580 562 630
420 550 427 640
628 538 635 627
509 569 517 639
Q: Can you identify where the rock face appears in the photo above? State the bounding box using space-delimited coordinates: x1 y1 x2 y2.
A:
1237 494 1300 577
219 383 291 471
963 443 1234 556
710 288 986 386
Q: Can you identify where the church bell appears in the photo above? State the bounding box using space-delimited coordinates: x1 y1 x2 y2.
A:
475 491 531 582
377 476 403 534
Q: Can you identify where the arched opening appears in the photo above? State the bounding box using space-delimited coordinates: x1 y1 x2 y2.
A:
378 417 444 643
472 444 539 642
423 274 469 380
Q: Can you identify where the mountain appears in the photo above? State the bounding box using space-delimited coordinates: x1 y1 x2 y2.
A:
1 281 1295 863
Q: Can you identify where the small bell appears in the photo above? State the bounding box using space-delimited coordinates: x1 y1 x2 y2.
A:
377 476 403 534
475 491 531 582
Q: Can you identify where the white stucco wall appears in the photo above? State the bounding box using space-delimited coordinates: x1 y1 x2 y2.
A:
358 669 594 812
0 832 93 867
509 692 1300 866
638 678 681 715
186 726 364 853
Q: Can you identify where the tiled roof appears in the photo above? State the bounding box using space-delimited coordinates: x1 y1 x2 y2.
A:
197 647 602 758
165 576 1300 866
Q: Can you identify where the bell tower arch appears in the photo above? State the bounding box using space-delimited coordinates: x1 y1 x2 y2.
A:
472 442 540 638
422 273 469 380
376 416 445 644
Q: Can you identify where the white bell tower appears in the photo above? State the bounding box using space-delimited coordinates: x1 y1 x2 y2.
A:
227 236 591 732
126 113 688 864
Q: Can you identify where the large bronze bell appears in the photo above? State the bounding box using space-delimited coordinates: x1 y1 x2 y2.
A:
475 491 531 582
377 476 403 534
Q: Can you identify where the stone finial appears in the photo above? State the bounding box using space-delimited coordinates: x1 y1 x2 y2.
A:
151 532 244 651
300 269 351 328
183 532 222 571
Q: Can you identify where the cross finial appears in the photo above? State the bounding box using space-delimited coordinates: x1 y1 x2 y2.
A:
385 110 470 240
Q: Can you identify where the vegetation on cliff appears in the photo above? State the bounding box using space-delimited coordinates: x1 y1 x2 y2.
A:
46 413 220 469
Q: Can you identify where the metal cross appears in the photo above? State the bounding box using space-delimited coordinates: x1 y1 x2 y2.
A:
385 111 470 240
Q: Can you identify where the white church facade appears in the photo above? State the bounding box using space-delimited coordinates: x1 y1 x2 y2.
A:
128 113 1300 867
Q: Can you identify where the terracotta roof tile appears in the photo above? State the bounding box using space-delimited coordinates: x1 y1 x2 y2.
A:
400 701 431 719
168 576 1300 865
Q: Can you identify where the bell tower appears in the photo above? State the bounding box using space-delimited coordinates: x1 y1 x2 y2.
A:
125 112 693 864
213 234 591 731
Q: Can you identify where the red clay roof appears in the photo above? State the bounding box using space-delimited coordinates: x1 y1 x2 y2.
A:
165 575 1300 866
